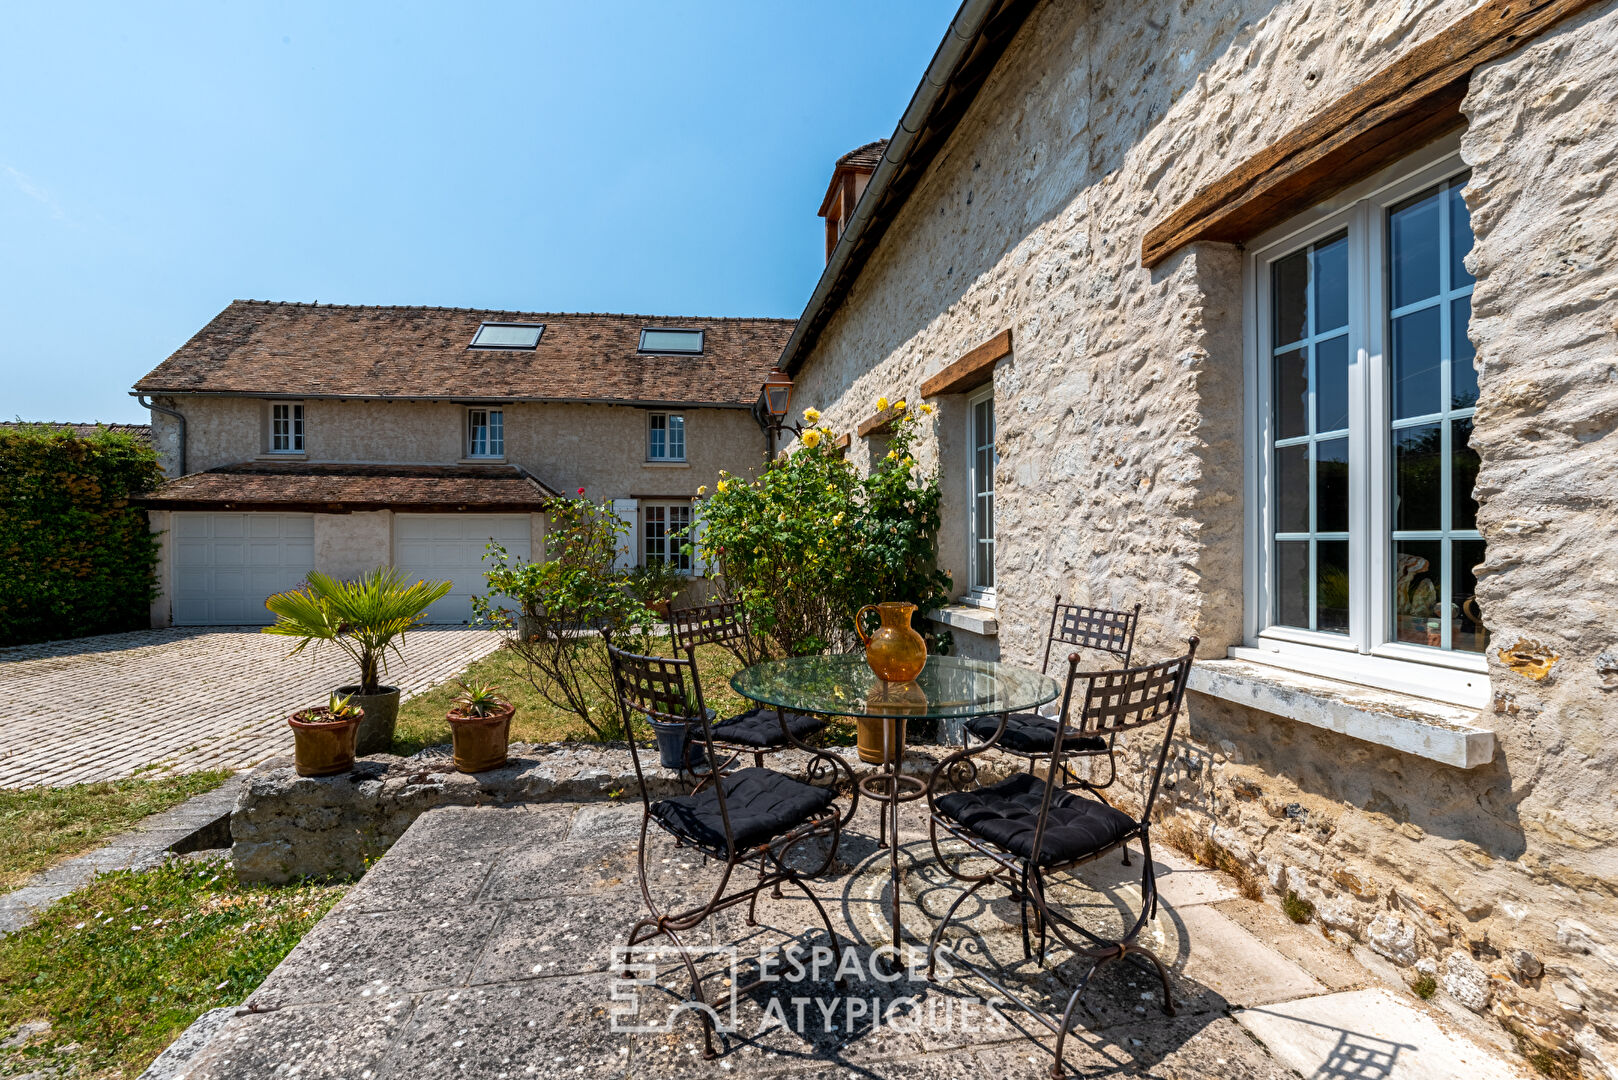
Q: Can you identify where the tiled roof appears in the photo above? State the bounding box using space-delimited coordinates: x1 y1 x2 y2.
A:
837 140 888 170
134 302 795 407
0 421 152 444
139 462 559 513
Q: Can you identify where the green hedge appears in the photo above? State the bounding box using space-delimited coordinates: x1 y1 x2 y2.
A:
0 425 164 646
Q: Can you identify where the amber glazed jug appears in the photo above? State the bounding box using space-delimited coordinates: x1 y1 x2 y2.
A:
856 602 928 683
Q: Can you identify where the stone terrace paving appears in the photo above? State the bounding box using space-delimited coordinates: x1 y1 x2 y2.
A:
0 627 501 788
150 800 1530 1080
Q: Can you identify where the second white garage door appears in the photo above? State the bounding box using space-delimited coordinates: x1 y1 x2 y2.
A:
393 514 531 623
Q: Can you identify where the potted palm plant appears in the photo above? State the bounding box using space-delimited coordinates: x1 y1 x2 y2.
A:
288 692 364 777
264 568 453 755
446 680 516 773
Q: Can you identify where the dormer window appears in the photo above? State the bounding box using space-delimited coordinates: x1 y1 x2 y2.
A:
638 328 704 355
470 322 544 349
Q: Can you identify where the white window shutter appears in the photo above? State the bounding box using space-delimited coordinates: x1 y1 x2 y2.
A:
610 499 639 570
691 507 709 578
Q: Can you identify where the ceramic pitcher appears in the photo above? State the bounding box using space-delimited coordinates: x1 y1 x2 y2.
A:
855 601 928 683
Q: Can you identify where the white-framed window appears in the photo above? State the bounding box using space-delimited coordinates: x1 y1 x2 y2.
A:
270 402 304 453
967 387 996 602
466 408 504 458
648 412 686 462
643 502 693 572
1243 137 1486 705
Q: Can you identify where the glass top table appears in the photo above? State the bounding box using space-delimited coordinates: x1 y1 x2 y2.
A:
730 653 1061 721
731 653 1061 950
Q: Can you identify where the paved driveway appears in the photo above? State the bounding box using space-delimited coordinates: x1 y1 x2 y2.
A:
0 627 503 788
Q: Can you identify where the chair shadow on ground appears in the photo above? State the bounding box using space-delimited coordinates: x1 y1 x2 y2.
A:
621 819 1235 1077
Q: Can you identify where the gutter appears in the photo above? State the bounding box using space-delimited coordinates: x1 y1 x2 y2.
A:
775 0 998 376
135 394 185 476
128 389 755 411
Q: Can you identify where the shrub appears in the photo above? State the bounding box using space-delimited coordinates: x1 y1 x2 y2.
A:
0 424 163 645
1282 889 1316 924
696 400 952 657
472 493 656 740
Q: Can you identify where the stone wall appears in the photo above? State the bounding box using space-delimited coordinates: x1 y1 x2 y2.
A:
788 0 1618 1072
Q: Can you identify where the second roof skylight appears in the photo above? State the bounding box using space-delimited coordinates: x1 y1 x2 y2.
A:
471 322 544 349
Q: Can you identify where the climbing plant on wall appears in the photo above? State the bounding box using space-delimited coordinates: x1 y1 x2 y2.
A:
0 425 164 645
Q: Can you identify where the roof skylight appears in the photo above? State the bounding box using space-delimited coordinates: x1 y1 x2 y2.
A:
639 328 704 354
470 322 544 349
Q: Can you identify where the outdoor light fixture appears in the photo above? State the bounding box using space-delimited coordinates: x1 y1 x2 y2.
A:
760 368 806 438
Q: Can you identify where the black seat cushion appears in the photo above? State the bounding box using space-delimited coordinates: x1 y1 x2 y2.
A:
710 708 825 749
650 767 836 851
965 712 1108 755
934 772 1136 866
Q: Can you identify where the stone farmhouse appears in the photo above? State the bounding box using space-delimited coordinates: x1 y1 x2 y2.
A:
776 0 1618 1071
134 302 789 624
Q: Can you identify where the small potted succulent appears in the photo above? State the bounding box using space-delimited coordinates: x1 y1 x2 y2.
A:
288 692 364 777
446 680 516 773
265 568 452 755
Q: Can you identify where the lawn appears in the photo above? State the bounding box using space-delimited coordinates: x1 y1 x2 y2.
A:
0 857 346 1078
0 771 233 893
392 641 853 754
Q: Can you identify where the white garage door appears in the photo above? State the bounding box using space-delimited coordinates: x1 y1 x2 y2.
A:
172 513 316 625
393 514 531 623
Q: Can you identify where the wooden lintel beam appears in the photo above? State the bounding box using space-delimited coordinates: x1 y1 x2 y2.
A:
1141 0 1604 268
921 329 1013 397
856 407 900 438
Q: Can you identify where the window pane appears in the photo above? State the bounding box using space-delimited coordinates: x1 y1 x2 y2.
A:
1274 348 1308 439
1392 305 1442 419
1275 541 1309 629
472 323 543 348
1453 538 1487 654
1390 188 1441 308
1448 180 1474 289
1275 444 1310 534
1315 336 1349 434
1313 232 1349 333
1317 540 1349 634
1394 540 1443 646
975 537 994 590
1394 423 1442 531
649 425 665 458
1316 437 1349 533
667 415 685 459
1452 417 1480 532
1272 249 1309 347
1451 300 1478 409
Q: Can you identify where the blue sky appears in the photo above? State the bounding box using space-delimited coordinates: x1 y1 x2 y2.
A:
1 1 955 423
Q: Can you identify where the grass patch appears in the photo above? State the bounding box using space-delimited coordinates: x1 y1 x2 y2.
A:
0 857 345 1078
0 771 232 893
1156 817 1264 902
1412 973 1437 999
1515 1036 1582 1080
393 642 854 754
1282 889 1316 925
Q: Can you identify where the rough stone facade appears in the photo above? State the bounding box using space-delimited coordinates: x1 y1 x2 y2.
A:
788 0 1618 1073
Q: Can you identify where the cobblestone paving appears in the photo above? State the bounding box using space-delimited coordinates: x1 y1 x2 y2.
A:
0 627 502 788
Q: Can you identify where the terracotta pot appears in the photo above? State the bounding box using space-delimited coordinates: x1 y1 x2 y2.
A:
289 708 362 777
856 716 907 765
447 702 515 773
855 602 928 683
339 685 400 755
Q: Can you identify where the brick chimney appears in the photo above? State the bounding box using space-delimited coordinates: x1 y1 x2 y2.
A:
818 140 887 263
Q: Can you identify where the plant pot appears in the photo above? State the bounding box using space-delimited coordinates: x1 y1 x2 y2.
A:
649 717 706 771
288 709 362 777
340 685 400 756
856 716 907 765
447 702 515 773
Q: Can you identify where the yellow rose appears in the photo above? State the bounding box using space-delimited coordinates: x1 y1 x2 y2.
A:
894 400 907 413
803 407 821 424
832 511 845 526
801 429 823 449
778 513 786 523
876 396 889 412
697 485 707 495
903 455 916 468
920 403 935 415
716 479 730 494
886 449 899 460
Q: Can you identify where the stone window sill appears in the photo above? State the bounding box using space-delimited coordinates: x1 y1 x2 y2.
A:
1187 658 1496 769
928 604 999 637
642 460 690 468
256 453 307 462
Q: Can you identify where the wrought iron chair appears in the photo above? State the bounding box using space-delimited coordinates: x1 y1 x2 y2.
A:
925 639 1198 1078
608 641 847 1059
962 599 1140 793
669 601 828 769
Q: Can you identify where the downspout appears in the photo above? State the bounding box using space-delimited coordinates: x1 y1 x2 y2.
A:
135 394 185 476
